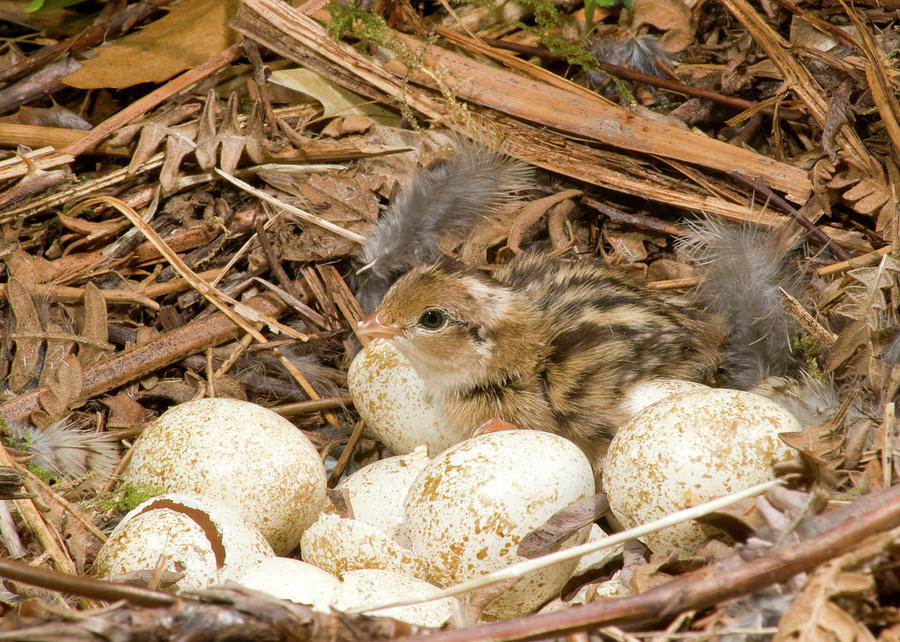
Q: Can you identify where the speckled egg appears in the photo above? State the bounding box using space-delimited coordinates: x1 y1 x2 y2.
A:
336 446 429 547
238 557 340 611
603 388 799 556
301 512 428 579
124 398 326 554
91 493 274 592
620 378 711 422
333 569 458 628
404 430 595 618
348 339 467 455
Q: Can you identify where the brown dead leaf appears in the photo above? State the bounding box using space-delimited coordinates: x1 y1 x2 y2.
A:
321 115 374 138
195 92 246 173
102 392 149 428
33 355 84 427
4 249 55 285
278 172 378 262
779 426 847 488
62 0 241 89
630 0 693 53
7 276 43 393
77 283 110 368
774 557 875 642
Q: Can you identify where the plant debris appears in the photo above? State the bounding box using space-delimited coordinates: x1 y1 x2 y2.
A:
0 0 899 638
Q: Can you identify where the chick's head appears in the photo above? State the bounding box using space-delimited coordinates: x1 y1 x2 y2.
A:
358 261 529 392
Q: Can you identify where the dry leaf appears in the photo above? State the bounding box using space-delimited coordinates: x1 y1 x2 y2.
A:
774 559 875 642
77 283 110 368
629 0 693 53
62 0 241 89
102 392 149 428
34 354 84 427
7 276 43 393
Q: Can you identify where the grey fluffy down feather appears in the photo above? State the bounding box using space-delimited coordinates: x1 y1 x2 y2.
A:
7 419 118 483
355 145 533 311
678 218 806 389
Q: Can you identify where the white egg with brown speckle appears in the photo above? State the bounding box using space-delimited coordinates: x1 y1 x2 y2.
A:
336 446 429 547
404 430 594 618
333 569 457 628
124 398 326 554
348 339 467 455
301 512 428 579
238 557 340 611
603 388 799 556
91 493 274 592
620 378 711 422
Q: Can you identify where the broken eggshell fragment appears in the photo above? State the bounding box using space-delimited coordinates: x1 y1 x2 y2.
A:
301 512 428 579
404 430 595 619
91 493 274 593
603 388 799 557
347 338 467 455
124 397 326 554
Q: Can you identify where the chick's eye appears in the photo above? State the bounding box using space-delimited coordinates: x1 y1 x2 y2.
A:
417 309 447 330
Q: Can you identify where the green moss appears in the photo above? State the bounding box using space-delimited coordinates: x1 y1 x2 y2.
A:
25 460 59 485
792 333 824 380
97 482 166 514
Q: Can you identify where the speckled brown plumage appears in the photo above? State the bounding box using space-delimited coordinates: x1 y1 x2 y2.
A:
361 252 724 465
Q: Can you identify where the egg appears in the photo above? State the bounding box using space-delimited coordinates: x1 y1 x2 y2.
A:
333 569 458 628
125 398 326 554
603 388 799 556
237 557 340 611
620 378 711 422
91 493 274 592
348 339 467 455
404 430 595 618
301 512 428 579
336 446 429 547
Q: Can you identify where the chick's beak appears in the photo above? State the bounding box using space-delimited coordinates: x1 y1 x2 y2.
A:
357 311 402 340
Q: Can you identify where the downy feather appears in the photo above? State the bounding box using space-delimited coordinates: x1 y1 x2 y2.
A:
678 218 806 389
7 419 118 482
356 144 533 311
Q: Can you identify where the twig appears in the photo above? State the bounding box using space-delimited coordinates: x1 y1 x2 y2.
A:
728 170 851 261
0 556 175 607
328 418 367 485
778 287 838 345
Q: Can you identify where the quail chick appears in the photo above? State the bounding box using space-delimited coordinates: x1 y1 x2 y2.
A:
358 252 723 466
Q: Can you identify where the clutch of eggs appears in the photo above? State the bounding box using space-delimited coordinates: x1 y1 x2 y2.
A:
302 431 596 620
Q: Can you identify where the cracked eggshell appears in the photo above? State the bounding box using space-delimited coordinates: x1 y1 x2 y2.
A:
620 379 711 422
125 398 326 554
348 339 467 455
404 430 595 619
91 493 274 592
603 388 799 557
333 569 457 628
336 446 429 547
301 512 428 579
238 557 340 611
